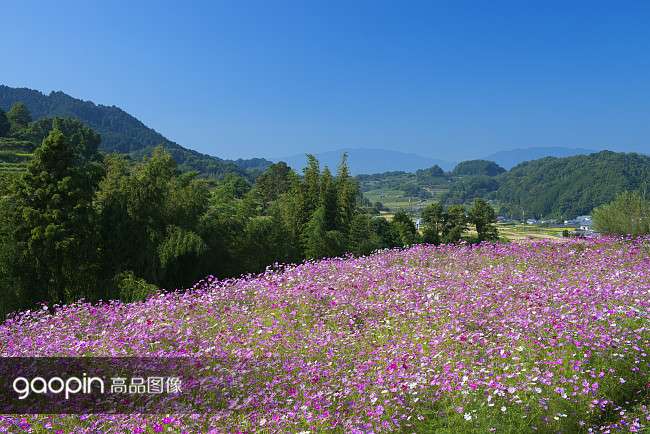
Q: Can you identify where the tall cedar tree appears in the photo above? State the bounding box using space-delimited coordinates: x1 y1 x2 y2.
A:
11 120 104 304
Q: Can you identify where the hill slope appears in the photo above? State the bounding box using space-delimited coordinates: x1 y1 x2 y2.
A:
495 151 650 218
485 146 596 169
357 151 650 218
0 85 271 178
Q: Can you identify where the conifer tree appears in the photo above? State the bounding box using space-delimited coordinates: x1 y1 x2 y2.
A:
335 153 358 230
11 120 103 304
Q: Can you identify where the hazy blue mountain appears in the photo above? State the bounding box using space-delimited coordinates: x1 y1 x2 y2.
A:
277 148 454 175
0 85 272 178
485 147 597 169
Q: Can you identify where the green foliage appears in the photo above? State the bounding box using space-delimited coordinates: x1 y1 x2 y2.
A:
0 136 444 315
114 271 158 302
371 216 402 249
302 154 321 216
158 226 208 288
416 165 445 181
237 215 294 273
452 159 505 176
303 207 346 259
496 151 650 219
362 152 650 221
6 102 32 133
392 210 419 246
421 202 444 244
421 202 476 244
9 121 104 305
0 109 9 137
442 205 468 243
0 87 270 179
320 167 339 231
347 214 376 255
469 198 499 241
96 146 211 289
442 175 499 204
336 153 359 231
253 162 294 210
593 190 650 236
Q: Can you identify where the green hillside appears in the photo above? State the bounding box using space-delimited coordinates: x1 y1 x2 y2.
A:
0 137 34 167
0 85 271 179
495 151 650 218
360 151 650 219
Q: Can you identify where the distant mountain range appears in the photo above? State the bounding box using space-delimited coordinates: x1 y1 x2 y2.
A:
276 146 603 175
484 147 597 169
0 85 272 178
276 148 455 175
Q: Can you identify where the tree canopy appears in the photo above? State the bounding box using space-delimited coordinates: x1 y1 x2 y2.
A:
593 191 650 236
452 160 505 177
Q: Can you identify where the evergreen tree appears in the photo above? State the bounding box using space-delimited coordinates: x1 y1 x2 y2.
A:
335 153 358 231
11 122 104 304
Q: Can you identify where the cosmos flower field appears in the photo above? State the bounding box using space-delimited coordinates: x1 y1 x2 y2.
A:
1 238 649 433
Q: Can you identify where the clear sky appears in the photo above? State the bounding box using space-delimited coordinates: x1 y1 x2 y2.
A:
3 0 649 160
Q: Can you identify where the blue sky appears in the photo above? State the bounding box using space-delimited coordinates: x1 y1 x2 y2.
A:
2 0 649 160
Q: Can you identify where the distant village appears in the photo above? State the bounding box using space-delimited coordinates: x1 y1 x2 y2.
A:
497 214 597 237
410 214 596 237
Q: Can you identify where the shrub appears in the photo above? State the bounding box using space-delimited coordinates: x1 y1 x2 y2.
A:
593 191 650 236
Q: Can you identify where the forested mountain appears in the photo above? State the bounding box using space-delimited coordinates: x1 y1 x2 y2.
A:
484 147 596 169
495 151 650 218
0 85 271 178
359 151 650 219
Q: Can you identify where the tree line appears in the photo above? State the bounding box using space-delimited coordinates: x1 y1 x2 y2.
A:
0 112 499 317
